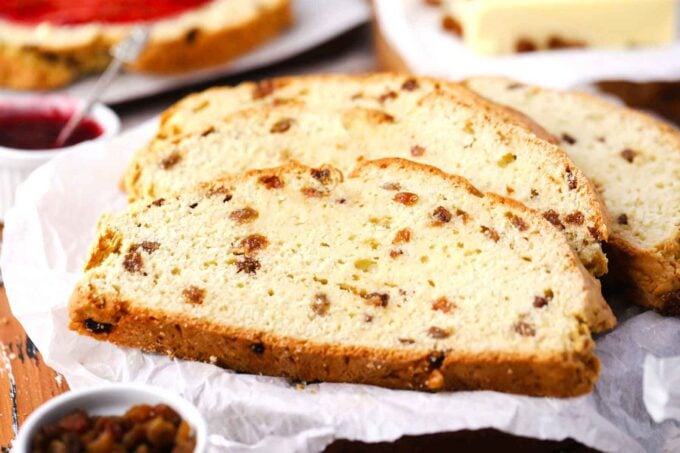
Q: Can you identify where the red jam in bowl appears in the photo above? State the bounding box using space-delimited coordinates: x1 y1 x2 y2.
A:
0 106 104 150
0 0 211 26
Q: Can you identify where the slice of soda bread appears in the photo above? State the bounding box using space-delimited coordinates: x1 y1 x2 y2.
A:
70 159 615 396
153 73 556 143
123 75 610 276
465 77 680 315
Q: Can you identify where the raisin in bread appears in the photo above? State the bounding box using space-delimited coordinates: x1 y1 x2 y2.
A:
123 75 610 276
71 159 615 396
0 0 291 90
464 77 680 315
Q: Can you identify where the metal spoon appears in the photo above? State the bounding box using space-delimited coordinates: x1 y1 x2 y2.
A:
54 26 150 148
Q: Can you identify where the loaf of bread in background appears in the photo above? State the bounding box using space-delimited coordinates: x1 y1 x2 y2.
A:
0 0 292 89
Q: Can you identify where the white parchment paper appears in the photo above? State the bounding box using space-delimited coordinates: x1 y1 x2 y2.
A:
645 355 680 425
375 0 680 89
2 121 680 452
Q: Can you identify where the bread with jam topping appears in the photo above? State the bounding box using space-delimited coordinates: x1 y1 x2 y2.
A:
0 0 292 89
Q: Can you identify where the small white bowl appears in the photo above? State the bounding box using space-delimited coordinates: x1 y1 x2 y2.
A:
0 96 120 219
13 383 207 453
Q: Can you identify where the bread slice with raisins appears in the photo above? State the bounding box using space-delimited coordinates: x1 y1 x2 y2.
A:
123 74 610 277
464 77 680 315
70 159 615 396
153 73 556 144
0 0 291 90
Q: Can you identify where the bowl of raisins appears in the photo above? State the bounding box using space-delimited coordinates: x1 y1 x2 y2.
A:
13 383 207 452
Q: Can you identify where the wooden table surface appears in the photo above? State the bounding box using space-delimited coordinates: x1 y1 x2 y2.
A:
0 286 69 451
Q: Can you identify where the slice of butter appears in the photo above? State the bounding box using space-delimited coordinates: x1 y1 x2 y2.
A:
443 0 677 55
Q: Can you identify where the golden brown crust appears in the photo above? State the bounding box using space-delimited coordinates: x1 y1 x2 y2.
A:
131 0 292 74
68 285 600 397
0 41 111 90
607 234 680 315
0 46 74 90
0 0 292 90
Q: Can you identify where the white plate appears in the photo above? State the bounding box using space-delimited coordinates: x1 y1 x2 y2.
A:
0 0 370 104
375 0 680 89
1 119 679 453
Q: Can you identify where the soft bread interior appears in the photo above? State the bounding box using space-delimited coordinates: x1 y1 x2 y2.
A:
125 85 609 276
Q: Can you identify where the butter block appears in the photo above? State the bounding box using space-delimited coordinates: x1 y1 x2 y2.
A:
443 0 676 55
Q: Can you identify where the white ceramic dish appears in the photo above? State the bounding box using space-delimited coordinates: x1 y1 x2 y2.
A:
0 96 120 219
13 383 207 453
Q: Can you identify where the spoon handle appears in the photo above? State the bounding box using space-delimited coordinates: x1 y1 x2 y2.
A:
55 26 150 147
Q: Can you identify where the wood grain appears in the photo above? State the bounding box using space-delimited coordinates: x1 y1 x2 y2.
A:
0 287 69 451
